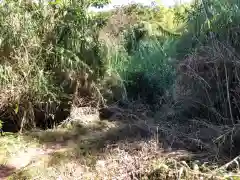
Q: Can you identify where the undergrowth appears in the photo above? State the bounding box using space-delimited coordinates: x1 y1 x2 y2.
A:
1 0 240 179
0 1 177 131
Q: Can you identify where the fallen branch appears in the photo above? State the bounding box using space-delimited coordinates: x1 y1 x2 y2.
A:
216 155 240 171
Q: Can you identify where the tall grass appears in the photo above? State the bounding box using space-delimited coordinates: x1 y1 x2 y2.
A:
175 0 240 122
171 0 240 157
103 36 177 106
0 0 179 130
124 39 176 95
0 0 216 132
0 1 110 131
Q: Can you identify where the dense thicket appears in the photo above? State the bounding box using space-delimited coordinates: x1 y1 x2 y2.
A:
0 0 185 131
0 0 112 131
2 0 240 155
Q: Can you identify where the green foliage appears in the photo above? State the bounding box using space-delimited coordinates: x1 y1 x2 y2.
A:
89 0 110 8
173 0 240 128
49 0 110 8
0 0 191 130
176 0 240 57
100 4 184 105
0 0 108 130
125 39 176 104
0 120 3 129
2 1 240 178
104 36 177 105
174 0 240 60
123 23 148 54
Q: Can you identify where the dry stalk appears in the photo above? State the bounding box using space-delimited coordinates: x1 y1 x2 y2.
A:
224 62 234 124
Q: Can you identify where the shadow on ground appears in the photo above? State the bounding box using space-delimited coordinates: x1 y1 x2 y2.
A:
0 165 31 180
0 165 16 179
7 170 32 180
22 115 157 166
19 106 234 175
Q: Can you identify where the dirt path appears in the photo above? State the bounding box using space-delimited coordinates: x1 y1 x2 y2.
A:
0 142 68 179
0 120 117 179
0 108 229 180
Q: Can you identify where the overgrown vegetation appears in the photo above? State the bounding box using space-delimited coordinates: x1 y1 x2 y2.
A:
1 0 240 179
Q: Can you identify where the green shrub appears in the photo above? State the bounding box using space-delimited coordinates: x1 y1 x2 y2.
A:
0 1 108 131
0 0 190 131
125 39 176 104
104 37 177 106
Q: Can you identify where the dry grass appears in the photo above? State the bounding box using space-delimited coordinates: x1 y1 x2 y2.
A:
177 39 240 123
1 106 240 180
3 137 239 180
173 39 240 159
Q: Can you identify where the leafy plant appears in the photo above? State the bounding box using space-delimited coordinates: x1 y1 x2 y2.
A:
0 120 3 129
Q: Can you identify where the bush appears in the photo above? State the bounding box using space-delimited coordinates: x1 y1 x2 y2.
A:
105 38 177 106
0 0 193 132
0 1 108 131
174 0 240 125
